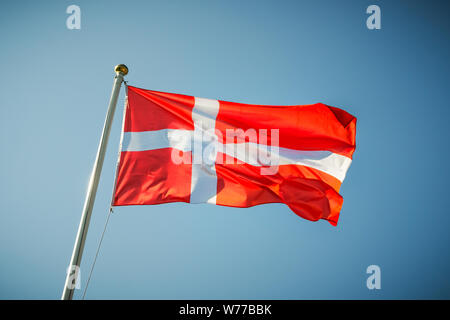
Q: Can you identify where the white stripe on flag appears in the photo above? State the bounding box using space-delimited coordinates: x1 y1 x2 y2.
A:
121 129 352 183
220 142 352 182
190 97 220 204
122 129 192 152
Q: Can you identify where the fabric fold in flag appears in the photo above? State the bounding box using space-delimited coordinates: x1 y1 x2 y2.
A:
112 86 357 226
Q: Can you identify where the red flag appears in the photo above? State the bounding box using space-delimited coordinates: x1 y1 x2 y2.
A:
113 86 356 226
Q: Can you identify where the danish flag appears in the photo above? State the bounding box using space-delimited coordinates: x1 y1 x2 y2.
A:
112 86 356 226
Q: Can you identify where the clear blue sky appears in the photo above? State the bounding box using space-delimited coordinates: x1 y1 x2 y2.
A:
1 0 449 299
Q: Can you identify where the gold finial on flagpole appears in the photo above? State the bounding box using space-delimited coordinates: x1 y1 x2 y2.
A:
114 64 128 75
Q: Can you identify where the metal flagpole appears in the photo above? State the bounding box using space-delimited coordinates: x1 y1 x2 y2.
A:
61 64 128 300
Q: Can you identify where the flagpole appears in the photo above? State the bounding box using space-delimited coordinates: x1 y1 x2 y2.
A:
61 64 128 300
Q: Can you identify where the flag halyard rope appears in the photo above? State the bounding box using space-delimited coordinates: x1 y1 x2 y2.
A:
81 209 113 299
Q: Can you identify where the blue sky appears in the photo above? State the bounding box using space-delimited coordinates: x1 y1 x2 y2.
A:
1 0 449 299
